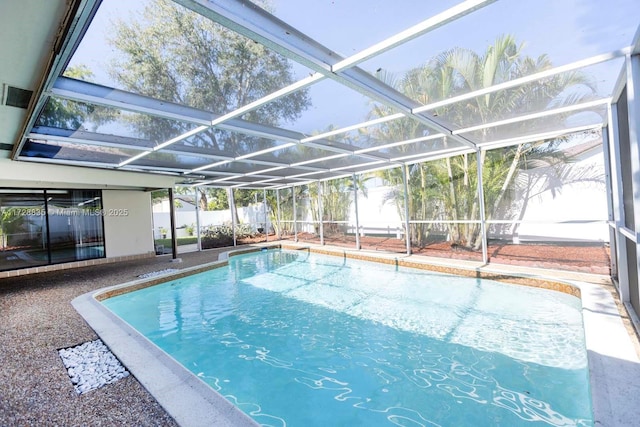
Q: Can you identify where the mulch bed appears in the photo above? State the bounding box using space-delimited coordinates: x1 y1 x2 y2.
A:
276 233 611 275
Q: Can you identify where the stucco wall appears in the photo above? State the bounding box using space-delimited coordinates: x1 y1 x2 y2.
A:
102 190 153 257
0 157 177 189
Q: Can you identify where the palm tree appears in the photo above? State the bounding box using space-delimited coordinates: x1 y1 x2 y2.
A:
306 176 370 236
372 35 597 249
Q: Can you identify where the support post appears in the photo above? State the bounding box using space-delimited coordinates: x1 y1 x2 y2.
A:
229 188 237 247
475 148 488 264
625 53 640 309
611 98 630 300
292 186 298 242
276 188 281 239
44 190 52 264
318 181 324 245
602 119 617 277
402 164 411 255
353 174 361 250
263 189 268 242
194 187 201 251
168 187 179 260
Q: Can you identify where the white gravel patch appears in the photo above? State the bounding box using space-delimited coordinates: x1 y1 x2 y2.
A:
137 269 179 279
58 339 129 394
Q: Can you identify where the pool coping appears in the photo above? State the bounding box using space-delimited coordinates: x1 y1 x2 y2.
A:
73 243 640 427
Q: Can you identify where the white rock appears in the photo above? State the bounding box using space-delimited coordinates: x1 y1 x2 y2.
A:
59 339 129 394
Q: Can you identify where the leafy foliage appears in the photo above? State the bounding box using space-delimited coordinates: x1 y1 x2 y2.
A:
200 223 254 249
0 209 29 248
38 65 117 130
108 0 310 151
372 35 599 249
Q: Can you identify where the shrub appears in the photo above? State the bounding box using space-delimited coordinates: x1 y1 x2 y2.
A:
200 224 257 249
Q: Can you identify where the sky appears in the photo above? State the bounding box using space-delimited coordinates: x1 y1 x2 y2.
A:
68 0 640 137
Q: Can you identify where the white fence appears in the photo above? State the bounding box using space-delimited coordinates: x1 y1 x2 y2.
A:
153 176 608 243
152 204 270 239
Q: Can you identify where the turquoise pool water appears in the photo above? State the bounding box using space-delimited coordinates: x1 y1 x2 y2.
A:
103 249 593 426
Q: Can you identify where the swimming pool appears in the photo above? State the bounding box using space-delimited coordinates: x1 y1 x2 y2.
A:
102 248 592 426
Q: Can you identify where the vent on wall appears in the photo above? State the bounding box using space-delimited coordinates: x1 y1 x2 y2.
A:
2 84 33 109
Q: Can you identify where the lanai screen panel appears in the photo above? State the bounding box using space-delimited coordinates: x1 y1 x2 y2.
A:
356 176 409 255
254 0 462 56
246 144 345 166
174 130 289 158
239 78 404 136
21 139 140 165
359 0 638 102
12 0 640 188
208 162 309 177
482 130 609 271
231 188 267 243
128 151 223 171
299 155 383 172
31 96 198 147
318 178 358 247
309 117 451 154
406 151 483 261
293 182 319 243
277 187 295 237
464 103 608 147
355 0 638 150
64 0 315 115
483 132 608 226
443 60 622 129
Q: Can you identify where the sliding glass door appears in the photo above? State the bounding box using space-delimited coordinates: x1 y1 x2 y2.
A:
47 190 105 263
0 189 105 272
0 189 48 270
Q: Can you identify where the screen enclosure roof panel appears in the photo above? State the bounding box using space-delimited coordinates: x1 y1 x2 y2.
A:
11 0 639 189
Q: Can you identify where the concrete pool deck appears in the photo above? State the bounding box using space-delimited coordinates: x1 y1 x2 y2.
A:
2 243 640 426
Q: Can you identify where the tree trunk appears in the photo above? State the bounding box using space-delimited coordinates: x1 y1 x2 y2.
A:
417 165 428 246
490 143 526 220
469 150 486 250
228 188 239 226
198 189 208 211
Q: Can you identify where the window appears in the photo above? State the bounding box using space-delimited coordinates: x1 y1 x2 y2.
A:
0 189 105 271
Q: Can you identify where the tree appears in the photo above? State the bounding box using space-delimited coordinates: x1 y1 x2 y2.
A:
0 209 27 249
173 187 229 211
371 35 598 249
108 0 310 148
306 177 370 235
273 186 306 235
107 0 310 210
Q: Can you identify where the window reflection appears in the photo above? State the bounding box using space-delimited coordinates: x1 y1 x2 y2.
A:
0 190 48 271
0 189 105 272
47 190 105 263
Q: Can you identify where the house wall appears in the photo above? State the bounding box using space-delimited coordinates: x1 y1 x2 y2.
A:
102 190 154 257
0 159 174 260
0 157 176 189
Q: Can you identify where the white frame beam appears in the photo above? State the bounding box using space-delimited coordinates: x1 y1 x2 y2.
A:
11 0 103 160
625 54 640 311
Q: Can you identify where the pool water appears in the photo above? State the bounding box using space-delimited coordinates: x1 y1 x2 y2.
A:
103 249 593 426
